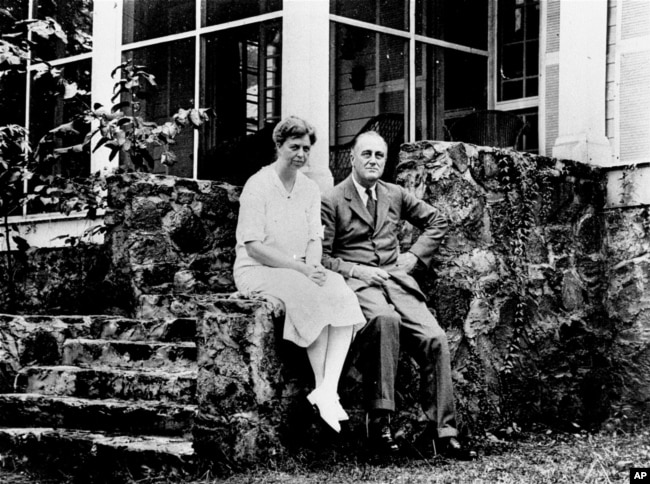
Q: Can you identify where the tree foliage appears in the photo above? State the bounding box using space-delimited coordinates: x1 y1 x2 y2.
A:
0 10 213 310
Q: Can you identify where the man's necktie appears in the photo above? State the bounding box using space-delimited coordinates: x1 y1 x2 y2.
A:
365 187 376 225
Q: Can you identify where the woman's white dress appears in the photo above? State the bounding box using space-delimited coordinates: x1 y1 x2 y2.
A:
234 165 364 347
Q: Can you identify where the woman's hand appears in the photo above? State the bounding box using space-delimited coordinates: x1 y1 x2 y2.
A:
303 263 327 286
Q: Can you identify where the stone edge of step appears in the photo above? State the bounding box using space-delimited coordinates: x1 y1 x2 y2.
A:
0 427 195 456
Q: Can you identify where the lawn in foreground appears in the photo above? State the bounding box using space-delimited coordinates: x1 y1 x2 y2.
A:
1 428 649 483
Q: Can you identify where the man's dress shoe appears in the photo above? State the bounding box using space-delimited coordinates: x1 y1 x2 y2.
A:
434 437 478 460
366 414 400 454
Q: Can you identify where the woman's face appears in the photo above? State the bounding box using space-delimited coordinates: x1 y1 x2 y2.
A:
276 134 312 170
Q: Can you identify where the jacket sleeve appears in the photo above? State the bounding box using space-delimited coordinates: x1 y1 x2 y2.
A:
400 188 448 268
321 190 356 276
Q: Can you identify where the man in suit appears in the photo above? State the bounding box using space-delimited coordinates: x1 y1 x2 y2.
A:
321 131 475 459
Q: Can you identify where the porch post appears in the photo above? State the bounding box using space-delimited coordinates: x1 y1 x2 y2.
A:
90 0 123 175
281 0 334 191
551 0 612 166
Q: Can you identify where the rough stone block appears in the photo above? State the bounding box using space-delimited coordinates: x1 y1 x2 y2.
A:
193 297 288 467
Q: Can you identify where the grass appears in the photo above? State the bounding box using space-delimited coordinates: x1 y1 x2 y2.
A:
1 427 649 483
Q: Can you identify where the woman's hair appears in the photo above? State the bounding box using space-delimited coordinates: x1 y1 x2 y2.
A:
272 116 317 146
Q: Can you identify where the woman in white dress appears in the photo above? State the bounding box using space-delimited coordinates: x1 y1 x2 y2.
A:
233 116 365 433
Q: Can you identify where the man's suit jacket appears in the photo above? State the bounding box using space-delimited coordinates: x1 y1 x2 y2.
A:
321 175 448 300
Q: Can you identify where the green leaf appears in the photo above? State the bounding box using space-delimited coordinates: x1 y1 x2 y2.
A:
92 136 110 153
111 101 131 113
111 61 131 79
108 146 120 161
141 149 155 169
11 235 30 252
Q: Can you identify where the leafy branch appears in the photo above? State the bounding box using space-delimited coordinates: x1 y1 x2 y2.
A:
1 11 214 311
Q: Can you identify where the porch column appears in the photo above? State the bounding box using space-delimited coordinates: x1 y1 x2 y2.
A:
552 0 612 166
281 0 333 191
90 0 122 175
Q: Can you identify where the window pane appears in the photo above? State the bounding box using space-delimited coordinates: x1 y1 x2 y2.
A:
330 23 407 183
526 40 539 76
497 0 539 102
422 46 488 141
331 0 408 31
204 0 281 26
502 80 523 101
199 21 282 184
502 44 524 79
500 1 524 43
416 0 488 50
32 0 93 60
518 108 538 153
122 0 195 44
526 1 540 37
29 60 92 152
123 39 195 178
0 72 26 126
443 48 487 112
415 43 442 140
28 59 92 214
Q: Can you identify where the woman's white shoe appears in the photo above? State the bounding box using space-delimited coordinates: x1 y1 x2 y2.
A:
333 397 349 421
307 388 342 432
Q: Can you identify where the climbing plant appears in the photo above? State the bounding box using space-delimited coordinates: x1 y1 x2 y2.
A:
491 153 542 370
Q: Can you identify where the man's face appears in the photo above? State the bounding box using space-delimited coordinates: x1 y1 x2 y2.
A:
350 134 387 187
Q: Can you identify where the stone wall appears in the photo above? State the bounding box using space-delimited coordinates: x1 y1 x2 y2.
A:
100 143 647 450
105 173 241 309
2 142 648 467
395 142 613 429
0 245 126 315
604 208 650 416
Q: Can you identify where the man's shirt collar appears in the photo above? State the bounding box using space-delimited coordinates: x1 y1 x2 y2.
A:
351 175 377 202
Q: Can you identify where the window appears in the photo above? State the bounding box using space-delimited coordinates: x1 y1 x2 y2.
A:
0 0 27 127
199 21 282 183
1 0 284 220
330 0 489 161
497 0 539 101
10 0 94 217
121 0 283 184
331 23 408 146
3 0 543 223
122 39 196 178
496 0 540 152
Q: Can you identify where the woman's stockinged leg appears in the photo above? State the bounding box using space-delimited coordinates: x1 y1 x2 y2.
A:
320 325 354 394
306 325 354 432
306 327 328 388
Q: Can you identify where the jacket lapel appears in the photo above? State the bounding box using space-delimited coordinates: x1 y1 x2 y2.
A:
374 181 390 234
343 176 374 228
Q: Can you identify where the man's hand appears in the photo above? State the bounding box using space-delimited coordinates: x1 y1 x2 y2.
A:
353 264 390 286
396 252 419 274
304 264 327 286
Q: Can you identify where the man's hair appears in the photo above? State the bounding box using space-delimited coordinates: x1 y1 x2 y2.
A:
272 116 317 146
352 130 387 151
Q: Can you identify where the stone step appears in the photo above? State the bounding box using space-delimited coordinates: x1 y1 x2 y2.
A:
0 314 197 344
0 393 196 436
15 366 197 404
62 338 197 370
88 316 197 342
0 427 195 480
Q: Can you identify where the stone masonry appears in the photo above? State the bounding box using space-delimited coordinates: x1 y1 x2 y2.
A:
2 141 649 469
99 141 650 467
